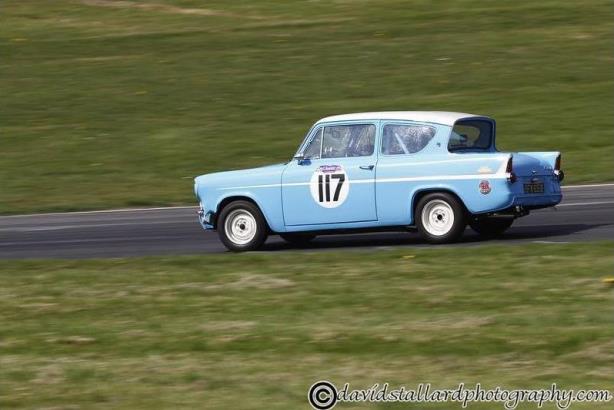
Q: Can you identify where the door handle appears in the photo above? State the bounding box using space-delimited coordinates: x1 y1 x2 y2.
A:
359 165 374 170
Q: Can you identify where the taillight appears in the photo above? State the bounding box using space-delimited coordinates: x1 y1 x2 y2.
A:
506 156 517 183
555 154 564 181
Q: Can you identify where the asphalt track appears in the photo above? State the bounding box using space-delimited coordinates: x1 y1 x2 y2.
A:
1 185 613 259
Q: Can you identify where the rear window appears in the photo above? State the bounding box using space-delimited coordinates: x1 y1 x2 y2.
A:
448 120 494 152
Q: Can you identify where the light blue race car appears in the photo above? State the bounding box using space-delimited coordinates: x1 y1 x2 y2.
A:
194 112 564 251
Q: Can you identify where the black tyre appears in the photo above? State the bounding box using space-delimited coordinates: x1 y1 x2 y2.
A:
470 217 514 237
415 192 466 244
279 233 316 245
217 200 268 251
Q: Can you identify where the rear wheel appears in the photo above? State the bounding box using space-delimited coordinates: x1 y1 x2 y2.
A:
470 217 514 237
217 201 267 251
416 193 466 244
279 233 316 245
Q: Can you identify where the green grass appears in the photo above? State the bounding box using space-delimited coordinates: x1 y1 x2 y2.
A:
1 0 612 214
0 243 613 409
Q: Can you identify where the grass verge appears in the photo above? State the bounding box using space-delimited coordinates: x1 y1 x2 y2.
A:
0 242 613 409
1 0 613 213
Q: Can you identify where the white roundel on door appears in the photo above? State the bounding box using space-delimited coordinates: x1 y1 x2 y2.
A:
309 165 349 208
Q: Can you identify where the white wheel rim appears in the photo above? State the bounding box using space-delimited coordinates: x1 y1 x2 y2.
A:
421 199 455 236
224 209 257 245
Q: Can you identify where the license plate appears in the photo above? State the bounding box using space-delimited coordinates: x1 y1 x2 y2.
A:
523 182 544 194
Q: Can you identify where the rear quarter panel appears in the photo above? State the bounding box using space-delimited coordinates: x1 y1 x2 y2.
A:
376 148 514 224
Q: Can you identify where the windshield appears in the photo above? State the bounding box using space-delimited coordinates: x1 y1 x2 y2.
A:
299 124 375 159
448 119 494 152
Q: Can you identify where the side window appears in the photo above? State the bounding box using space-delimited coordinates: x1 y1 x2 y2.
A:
448 120 493 152
302 127 322 159
381 124 436 155
321 124 375 158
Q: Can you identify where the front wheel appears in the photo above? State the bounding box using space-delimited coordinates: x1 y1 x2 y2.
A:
217 201 268 251
416 193 466 244
470 217 514 237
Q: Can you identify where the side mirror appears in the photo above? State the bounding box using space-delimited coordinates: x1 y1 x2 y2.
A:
293 154 310 165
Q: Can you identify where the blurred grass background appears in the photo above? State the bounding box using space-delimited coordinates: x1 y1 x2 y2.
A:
0 243 612 409
1 0 612 214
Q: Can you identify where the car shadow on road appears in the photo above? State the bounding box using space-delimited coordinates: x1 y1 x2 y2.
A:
261 223 609 251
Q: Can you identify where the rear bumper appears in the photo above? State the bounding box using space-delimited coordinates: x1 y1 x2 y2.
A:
502 174 562 213
478 192 562 218
512 192 562 208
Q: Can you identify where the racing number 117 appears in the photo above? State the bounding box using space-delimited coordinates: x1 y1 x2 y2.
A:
318 173 345 203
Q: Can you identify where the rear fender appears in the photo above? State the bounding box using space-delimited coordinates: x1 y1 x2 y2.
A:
409 179 513 222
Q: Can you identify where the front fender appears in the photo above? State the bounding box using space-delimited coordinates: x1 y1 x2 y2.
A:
194 163 288 232
200 187 285 233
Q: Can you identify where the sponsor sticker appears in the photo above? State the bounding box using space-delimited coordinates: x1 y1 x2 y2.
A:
310 165 349 208
479 180 491 195
317 165 342 173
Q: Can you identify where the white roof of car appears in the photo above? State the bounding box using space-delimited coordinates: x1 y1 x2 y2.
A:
316 111 485 126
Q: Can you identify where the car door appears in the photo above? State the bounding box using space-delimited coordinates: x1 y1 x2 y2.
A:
375 121 440 224
282 122 378 226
